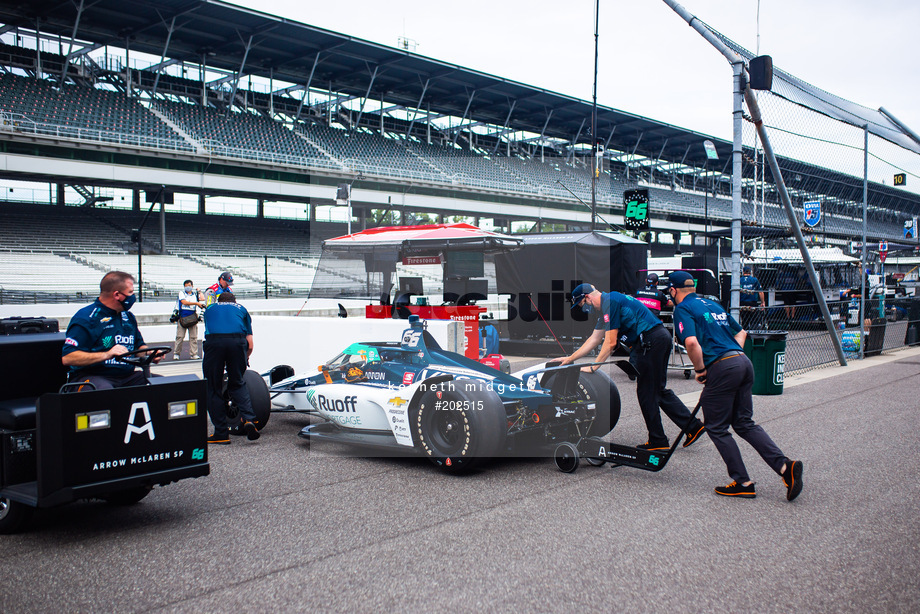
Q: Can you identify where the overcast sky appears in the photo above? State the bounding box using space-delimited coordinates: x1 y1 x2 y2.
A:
226 0 920 144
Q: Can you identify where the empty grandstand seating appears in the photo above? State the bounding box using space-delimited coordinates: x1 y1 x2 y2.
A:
0 73 191 151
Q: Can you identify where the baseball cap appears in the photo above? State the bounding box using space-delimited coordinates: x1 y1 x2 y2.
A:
742 266 752 274
665 271 696 290
646 273 659 285
219 271 234 283
570 283 594 310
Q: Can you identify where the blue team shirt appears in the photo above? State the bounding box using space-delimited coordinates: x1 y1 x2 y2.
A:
62 299 146 377
203 302 253 336
594 291 661 346
740 274 763 306
672 293 744 367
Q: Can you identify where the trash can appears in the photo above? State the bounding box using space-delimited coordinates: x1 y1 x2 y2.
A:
743 330 787 395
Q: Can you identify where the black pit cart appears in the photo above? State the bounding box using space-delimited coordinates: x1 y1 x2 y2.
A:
0 320 209 534
553 401 702 473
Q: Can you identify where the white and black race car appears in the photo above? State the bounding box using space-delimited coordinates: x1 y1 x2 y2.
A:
267 315 621 473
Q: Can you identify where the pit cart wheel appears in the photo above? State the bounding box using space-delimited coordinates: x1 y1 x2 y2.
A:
543 369 621 438
114 346 172 367
684 370 692 380
0 496 34 534
223 370 271 430
554 442 580 473
412 380 506 474
100 486 152 506
586 456 606 467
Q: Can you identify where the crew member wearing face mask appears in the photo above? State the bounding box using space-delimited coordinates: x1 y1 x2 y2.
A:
62 270 161 390
559 283 705 449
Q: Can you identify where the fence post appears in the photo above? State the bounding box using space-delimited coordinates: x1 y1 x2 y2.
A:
264 255 269 299
860 125 868 360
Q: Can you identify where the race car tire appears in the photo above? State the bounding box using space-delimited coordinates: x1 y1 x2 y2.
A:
101 486 152 506
543 369 620 438
0 496 33 534
412 380 506 474
244 369 271 430
224 370 271 430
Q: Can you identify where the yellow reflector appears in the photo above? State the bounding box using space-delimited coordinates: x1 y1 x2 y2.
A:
168 400 197 419
76 411 110 431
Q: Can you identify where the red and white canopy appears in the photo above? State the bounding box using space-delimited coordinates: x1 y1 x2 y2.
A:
323 223 521 254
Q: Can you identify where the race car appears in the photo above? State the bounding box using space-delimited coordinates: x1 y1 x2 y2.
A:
267 315 621 473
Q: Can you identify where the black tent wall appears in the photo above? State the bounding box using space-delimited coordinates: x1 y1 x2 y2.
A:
495 232 647 345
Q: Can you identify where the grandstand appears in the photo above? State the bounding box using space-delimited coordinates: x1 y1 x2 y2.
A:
0 0 917 304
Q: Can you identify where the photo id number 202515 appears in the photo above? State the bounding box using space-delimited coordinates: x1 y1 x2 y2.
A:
434 399 482 411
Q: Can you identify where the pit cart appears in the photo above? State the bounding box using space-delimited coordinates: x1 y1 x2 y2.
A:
0 318 209 534
553 401 702 473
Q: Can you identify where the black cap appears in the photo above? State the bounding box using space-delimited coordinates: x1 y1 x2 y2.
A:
570 283 594 310
219 271 234 283
665 271 696 290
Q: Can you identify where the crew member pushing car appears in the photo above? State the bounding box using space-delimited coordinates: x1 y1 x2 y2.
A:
560 283 705 450
202 292 259 444
62 271 162 390
668 270 803 500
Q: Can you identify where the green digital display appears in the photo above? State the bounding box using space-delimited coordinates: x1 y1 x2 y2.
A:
623 189 650 230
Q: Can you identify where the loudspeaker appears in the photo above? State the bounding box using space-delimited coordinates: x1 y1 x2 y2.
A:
749 55 773 91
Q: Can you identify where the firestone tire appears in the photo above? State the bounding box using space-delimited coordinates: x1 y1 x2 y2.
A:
412 380 506 474
543 369 620 438
244 369 271 430
224 370 271 430
0 496 34 534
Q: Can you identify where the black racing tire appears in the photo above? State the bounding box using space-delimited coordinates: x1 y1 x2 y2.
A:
223 370 271 430
411 380 506 474
244 369 271 430
543 369 620 438
101 486 152 506
0 496 34 534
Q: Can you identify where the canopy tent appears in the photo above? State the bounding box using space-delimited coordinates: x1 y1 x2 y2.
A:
495 231 647 349
322 224 522 255
311 224 521 302
747 247 858 265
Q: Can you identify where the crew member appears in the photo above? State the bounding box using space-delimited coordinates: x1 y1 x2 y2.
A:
204 271 233 307
560 283 705 450
62 271 162 390
634 273 671 318
202 291 259 444
740 266 766 330
668 270 803 500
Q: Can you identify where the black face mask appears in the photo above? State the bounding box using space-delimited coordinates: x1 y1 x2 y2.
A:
119 293 137 310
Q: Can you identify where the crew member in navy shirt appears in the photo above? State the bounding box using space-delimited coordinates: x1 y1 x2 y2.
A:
669 270 802 500
202 291 259 444
62 271 161 390
561 283 705 449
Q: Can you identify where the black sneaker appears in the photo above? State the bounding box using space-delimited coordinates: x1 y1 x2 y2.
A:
683 424 706 448
781 460 803 501
229 424 246 437
714 481 756 498
243 421 260 441
637 441 669 451
207 433 231 445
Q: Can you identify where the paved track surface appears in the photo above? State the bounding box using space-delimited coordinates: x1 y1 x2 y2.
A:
3 350 920 612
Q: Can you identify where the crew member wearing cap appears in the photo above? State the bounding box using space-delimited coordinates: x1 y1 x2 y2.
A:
740 266 766 330
204 271 233 307
561 283 705 450
668 270 803 500
634 273 671 318
202 292 259 445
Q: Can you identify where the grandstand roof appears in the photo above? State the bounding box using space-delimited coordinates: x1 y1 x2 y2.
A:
0 0 732 166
